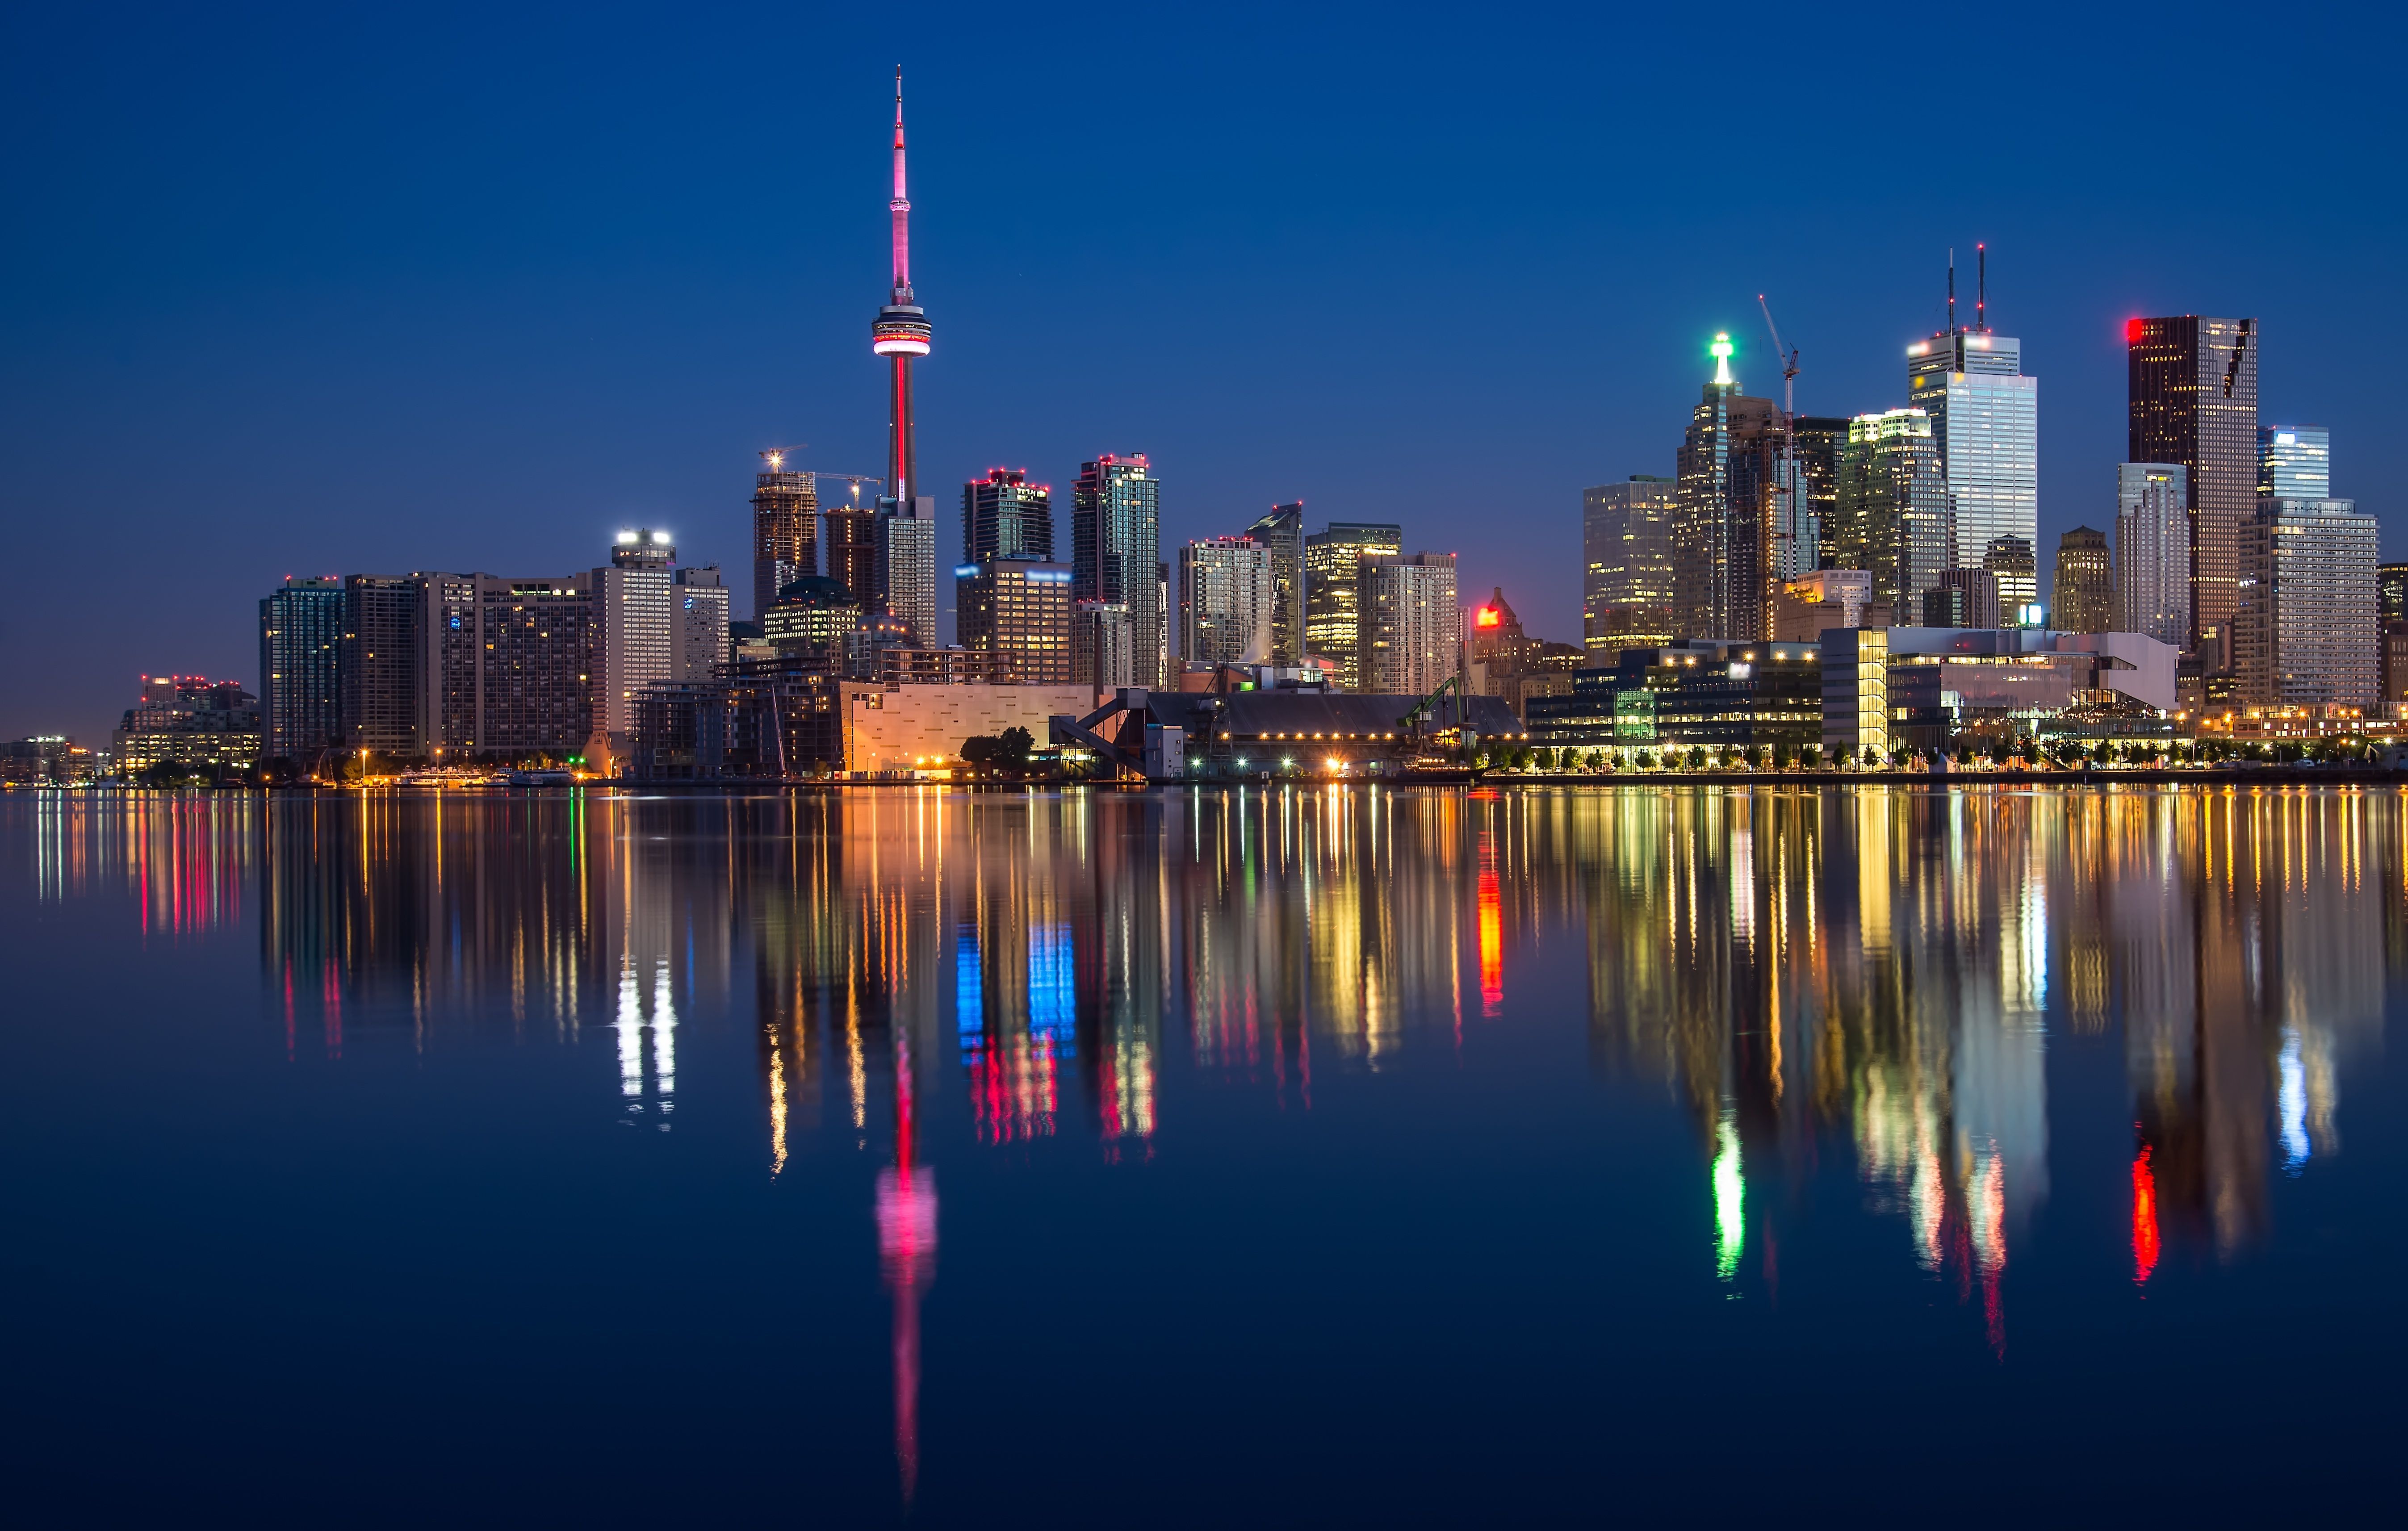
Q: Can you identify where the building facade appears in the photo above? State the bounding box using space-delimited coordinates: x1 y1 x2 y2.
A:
2116 464 2191 648
963 468 1054 564
1672 335 1776 642
343 574 426 757
1908 329 2039 572
956 560 1073 684
2052 527 2114 634
1072 600 1136 693
475 573 598 755
1356 552 1458 697
1830 409 1950 625
259 576 344 762
2232 497 2379 708
1072 454 1162 688
878 495 939 648
1983 535 2037 624
825 503 878 610
1177 537 1275 668
751 467 817 622
1302 522 1401 687
673 565 729 683
1242 502 1305 666
597 530 676 742
2129 315 2258 651
2259 424 2330 500
1583 475 1677 659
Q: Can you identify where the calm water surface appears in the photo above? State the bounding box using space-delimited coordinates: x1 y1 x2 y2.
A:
4 785 2401 1524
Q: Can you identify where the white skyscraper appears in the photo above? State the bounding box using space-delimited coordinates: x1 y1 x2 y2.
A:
1177 537 1275 667
2116 464 2190 647
1909 319 2037 574
596 530 676 741
877 496 939 648
2259 424 2331 500
1357 552 1459 696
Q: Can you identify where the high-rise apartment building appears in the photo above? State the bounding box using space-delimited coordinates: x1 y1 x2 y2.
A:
420 573 479 753
963 469 1054 563
2379 562 2408 627
342 574 426 756
956 560 1073 683
1983 535 2037 625
1303 522 1401 687
878 496 939 648
751 463 817 621
2116 464 2191 648
1583 476 1677 658
1072 600 1135 693
1908 326 2038 573
1177 537 1276 668
1791 415 1850 565
2232 497 2378 707
1072 454 1162 687
1830 409 1950 624
1242 502 1305 666
1357 552 1459 696
2051 527 2114 634
2129 315 2258 651
1673 335 1776 640
595 530 676 743
259 576 343 761
825 502 878 609
673 565 729 683
2259 424 2330 499
474 572 597 754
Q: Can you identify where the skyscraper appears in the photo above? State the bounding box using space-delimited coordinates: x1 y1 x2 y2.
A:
1071 454 1162 688
1176 537 1275 668
2379 562 2408 627
2232 496 2378 707
2259 424 2330 499
963 469 1053 564
1673 334 1776 640
1907 252 2038 573
597 529 676 744
1830 408 1950 625
673 565 729 682
1072 600 1135 693
957 560 1073 683
1982 535 2036 625
878 496 939 648
2116 464 2190 648
2129 315 2258 653
1924 567 2000 630
751 458 817 621
342 574 426 757
872 71 931 507
1583 476 1677 658
1242 502 1305 666
826 501 878 608
1357 552 1459 697
1303 522 1401 687
2051 527 2114 635
259 576 343 762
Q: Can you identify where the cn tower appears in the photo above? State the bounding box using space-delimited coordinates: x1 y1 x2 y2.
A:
871 68 930 503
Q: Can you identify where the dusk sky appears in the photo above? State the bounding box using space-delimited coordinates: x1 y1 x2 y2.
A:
4 0 2401 744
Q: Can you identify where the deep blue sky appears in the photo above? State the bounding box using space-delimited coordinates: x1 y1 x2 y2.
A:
4 1 2401 744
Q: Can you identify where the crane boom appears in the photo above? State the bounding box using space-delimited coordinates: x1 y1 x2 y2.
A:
1757 295 1803 569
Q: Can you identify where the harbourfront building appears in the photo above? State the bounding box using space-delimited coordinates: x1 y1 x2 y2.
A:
474 572 598 755
1526 639 1825 753
2052 528 2114 634
1356 552 1459 698
1072 454 1162 687
113 676 262 774
1177 537 1276 668
2259 424 2330 500
2129 315 2258 652
956 559 1073 684
1830 408 1950 625
1242 502 1305 666
963 468 1054 564
673 566 730 683
343 574 427 756
1583 475 1677 658
751 465 818 621
597 530 676 743
2116 464 2191 648
259 576 344 761
1907 328 2038 573
1303 522 1401 687
2232 497 2379 708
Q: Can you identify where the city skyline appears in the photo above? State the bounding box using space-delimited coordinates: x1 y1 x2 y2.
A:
5 5 2402 745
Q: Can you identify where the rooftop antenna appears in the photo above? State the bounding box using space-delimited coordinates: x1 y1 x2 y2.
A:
1977 243 1987 333
1947 248 1956 334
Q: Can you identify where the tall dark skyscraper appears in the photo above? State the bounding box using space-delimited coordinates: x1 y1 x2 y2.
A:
826 502 878 609
259 576 344 762
752 455 818 621
1242 502 1304 666
1072 455 1162 687
1673 334 1777 640
871 71 930 506
2128 315 2257 655
963 468 1054 564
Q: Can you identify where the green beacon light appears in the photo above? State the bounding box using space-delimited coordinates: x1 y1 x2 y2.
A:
1710 332 1735 387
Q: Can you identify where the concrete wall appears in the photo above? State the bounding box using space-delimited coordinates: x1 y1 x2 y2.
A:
843 683 1092 773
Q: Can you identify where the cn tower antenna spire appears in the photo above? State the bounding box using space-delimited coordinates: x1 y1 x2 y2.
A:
890 66 910 299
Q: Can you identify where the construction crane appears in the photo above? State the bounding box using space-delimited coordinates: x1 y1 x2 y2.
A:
757 448 886 505
1758 294 1803 573
1398 673 1465 746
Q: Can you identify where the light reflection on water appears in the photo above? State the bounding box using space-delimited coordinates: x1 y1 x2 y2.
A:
6 783 2401 1520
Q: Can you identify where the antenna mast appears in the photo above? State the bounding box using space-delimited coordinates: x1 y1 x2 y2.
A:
1977 242 1987 333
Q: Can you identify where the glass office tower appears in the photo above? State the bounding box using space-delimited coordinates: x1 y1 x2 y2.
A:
1582 476 1677 659
1072 454 1163 688
2258 424 2330 500
2128 315 2257 653
1907 331 2038 575
1303 522 1402 688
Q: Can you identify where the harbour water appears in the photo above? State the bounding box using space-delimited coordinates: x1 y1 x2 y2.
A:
3 785 2401 1523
